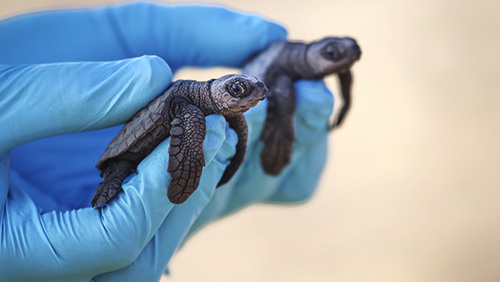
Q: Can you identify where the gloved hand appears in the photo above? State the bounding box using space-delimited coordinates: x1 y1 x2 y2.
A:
0 3 334 282
187 79 333 235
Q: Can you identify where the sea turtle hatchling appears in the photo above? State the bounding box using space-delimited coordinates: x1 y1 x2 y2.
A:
243 37 362 175
92 74 268 206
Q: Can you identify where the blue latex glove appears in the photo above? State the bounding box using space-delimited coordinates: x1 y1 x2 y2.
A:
0 3 333 281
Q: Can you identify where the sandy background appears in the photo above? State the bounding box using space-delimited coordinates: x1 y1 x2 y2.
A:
2 0 500 281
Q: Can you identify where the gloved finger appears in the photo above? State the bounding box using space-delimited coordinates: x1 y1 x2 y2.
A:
192 80 333 216
92 115 239 282
187 135 327 232
0 3 287 71
184 118 284 226
0 115 233 282
266 80 332 202
0 56 171 155
266 132 329 203
293 80 334 143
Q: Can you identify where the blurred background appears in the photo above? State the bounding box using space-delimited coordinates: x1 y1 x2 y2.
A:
2 0 500 281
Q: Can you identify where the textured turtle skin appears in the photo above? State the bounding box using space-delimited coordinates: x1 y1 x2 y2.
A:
243 37 362 175
92 74 268 206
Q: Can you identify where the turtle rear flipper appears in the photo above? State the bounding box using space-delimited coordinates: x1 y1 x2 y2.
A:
260 122 294 175
92 160 135 207
331 70 352 130
260 74 296 175
167 103 206 204
217 114 248 186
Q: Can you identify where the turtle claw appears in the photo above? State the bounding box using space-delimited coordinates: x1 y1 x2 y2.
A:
91 195 108 208
260 127 294 175
91 181 122 207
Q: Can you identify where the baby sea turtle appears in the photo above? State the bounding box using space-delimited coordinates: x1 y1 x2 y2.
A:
92 74 268 206
243 37 361 175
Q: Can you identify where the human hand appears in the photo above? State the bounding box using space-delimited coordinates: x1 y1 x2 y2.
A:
186 80 334 237
0 3 286 281
95 56 335 282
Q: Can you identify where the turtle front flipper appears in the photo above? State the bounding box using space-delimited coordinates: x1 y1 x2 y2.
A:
92 160 135 207
331 70 352 130
260 74 296 175
217 114 248 187
167 103 206 204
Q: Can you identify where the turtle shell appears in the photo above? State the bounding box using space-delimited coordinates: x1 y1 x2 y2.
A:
95 88 173 171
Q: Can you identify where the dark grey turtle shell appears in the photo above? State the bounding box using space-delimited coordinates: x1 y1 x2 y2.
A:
95 84 174 171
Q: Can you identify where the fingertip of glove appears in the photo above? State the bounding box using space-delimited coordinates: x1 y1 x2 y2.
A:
80 56 172 128
166 5 287 67
259 18 288 46
195 114 239 169
131 55 172 95
231 13 287 64
294 80 334 132
239 13 287 46
203 115 231 163
295 80 334 114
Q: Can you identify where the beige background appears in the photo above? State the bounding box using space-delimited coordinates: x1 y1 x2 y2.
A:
2 0 500 281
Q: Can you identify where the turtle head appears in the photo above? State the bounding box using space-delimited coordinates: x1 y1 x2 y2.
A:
307 37 361 77
209 74 268 117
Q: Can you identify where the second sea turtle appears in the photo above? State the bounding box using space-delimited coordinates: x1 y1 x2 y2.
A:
243 37 361 175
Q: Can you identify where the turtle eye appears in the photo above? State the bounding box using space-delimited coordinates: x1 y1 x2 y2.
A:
323 44 341 61
227 80 247 97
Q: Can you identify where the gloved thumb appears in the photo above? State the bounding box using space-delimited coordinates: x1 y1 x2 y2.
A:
0 55 172 156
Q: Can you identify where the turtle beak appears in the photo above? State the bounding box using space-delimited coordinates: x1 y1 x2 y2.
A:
257 83 268 100
259 90 268 101
353 43 362 60
342 37 362 61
